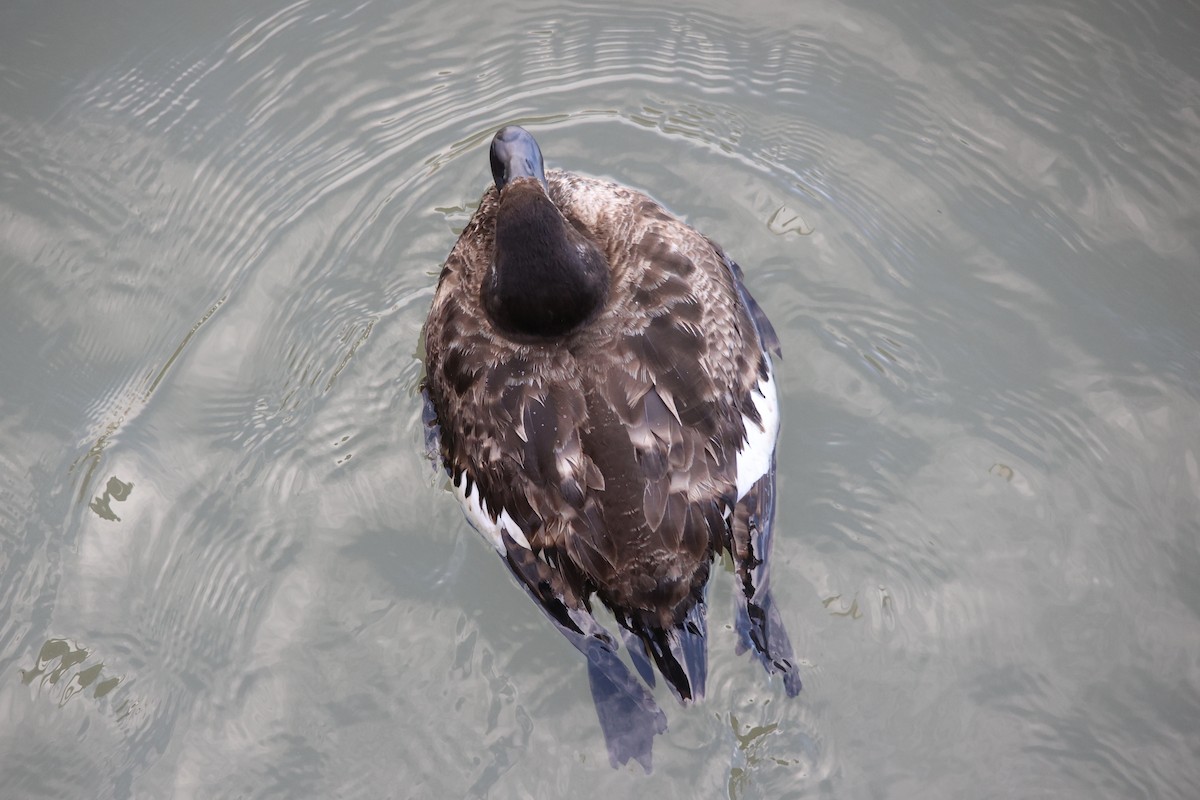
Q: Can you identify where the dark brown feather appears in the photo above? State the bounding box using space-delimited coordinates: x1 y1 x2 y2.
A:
424 171 771 632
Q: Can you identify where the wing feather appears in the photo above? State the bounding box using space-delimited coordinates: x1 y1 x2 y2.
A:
423 167 796 743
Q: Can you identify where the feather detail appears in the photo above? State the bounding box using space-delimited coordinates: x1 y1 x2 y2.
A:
422 143 799 770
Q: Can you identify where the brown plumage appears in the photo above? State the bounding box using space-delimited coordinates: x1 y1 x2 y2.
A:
421 126 798 771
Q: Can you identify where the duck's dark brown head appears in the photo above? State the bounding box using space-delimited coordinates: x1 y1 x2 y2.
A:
483 127 609 339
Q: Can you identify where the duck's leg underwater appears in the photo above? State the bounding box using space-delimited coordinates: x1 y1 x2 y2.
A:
729 457 803 695
499 530 667 771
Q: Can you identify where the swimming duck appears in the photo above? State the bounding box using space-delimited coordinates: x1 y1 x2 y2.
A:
422 126 800 771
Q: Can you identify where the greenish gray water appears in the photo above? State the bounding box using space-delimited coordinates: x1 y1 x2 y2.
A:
2 0 1198 797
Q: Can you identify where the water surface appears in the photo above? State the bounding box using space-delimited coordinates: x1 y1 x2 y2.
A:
2 0 1199 797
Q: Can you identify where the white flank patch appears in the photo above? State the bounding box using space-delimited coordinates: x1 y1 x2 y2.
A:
735 363 780 500
453 471 532 552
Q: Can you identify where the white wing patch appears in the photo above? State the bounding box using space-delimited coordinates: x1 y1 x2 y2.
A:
734 363 780 500
454 472 532 552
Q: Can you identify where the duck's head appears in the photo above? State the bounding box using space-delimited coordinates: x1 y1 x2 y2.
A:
490 125 547 193
483 126 609 339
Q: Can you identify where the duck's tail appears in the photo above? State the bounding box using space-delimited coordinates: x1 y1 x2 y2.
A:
623 591 710 704
499 529 666 772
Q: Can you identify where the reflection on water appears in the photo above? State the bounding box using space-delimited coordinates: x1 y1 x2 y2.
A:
21 639 123 707
88 476 133 522
1 0 1199 797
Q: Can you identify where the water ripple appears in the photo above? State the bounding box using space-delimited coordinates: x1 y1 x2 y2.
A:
2 0 1199 796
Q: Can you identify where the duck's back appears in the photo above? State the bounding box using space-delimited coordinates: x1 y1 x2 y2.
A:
424 169 776 629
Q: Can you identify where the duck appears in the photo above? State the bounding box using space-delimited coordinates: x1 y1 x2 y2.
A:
421 125 801 771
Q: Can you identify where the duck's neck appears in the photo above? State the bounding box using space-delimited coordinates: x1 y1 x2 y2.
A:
484 182 609 338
